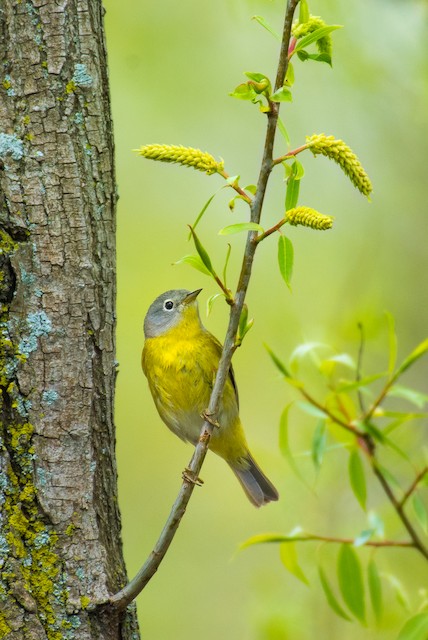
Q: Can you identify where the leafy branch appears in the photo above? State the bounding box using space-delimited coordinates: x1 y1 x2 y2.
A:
262 326 428 630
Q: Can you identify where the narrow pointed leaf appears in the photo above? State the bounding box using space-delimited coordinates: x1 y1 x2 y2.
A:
277 116 290 145
279 542 309 585
294 25 343 52
312 420 327 471
191 191 218 234
278 235 294 290
368 559 383 624
395 338 428 379
173 254 212 276
285 172 300 210
279 404 308 486
265 344 291 378
188 226 215 275
412 493 428 535
337 544 366 623
252 15 281 40
388 385 428 409
348 450 367 511
299 0 310 24
385 311 397 376
318 566 352 621
353 529 373 548
384 574 411 611
206 293 222 316
219 222 264 235
396 612 428 640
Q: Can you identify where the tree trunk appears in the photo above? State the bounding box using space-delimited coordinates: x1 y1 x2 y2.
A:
0 1 139 638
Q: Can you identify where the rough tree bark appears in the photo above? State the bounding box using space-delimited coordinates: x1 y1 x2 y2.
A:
0 1 139 638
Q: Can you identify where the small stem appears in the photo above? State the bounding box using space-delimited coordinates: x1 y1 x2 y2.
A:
289 534 414 549
218 169 253 204
272 142 310 166
400 466 428 507
299 388 366 438
255 217 287 243
214 274 234 304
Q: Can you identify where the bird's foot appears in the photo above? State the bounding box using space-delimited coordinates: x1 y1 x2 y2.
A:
182 467 204 486
202 410 220 429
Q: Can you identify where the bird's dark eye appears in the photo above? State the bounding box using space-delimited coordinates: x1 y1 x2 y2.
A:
164 300 174 311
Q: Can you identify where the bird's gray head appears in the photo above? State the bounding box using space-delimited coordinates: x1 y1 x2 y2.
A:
143 289 202 338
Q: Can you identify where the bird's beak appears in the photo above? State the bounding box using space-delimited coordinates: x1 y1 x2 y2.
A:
182 288 202 305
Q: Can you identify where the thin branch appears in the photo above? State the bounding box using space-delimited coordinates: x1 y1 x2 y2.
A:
218 169 253 203
278 534 415 549
272 142 310 166
356 322 366 414
370 461 428 561
109 0 301 612
255 217 287 243
400 466 428 507
299 388 366 438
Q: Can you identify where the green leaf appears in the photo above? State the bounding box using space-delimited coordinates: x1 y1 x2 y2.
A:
277 116 290 145
337 372 388 393
230 83 257 101
206 293 222 316
279 542 309 585
279 404 308 484
368 511 385 538
244 71 270 83
190 191 218 234
278 235 293 290
388 384 428 409
297 51 332 65
251 15 281 41
270 87 293 102
384 574 411 612
243 184 257 195
265 344 292 378
219 222 264 235
298 401 327 419
293 159 305 179
188 226 215 275
285 170 300 210
289 341 330 373
368 559 383 624
284 62 294 87
385 311 398 376
348 450 367 511
396 612 428 640
395 338 428 379
237 304 254 343
294 25 343 52
311 420 326 471
222 243 231 288
318 566 352 621
298 0 310 24
173 254 212 276
337 544 366 623
412 493 428 535
240 530 312 550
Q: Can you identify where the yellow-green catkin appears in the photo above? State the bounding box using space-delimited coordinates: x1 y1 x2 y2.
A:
306 134 373 197
286 206 333 230
137 144 224 175
292 16 331 57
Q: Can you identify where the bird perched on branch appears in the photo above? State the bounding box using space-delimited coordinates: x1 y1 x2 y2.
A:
142 288 279 507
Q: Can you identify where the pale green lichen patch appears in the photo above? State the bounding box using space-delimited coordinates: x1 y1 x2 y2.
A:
0 133 24 161
72 63 93 88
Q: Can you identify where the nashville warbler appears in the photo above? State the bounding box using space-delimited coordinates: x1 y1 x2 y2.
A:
142 288 279 507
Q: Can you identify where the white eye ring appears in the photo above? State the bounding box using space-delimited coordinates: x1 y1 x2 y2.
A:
164 300 174 311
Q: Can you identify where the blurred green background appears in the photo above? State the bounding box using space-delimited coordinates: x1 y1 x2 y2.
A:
102 1 428 638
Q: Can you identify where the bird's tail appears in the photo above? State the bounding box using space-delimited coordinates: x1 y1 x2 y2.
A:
229 453 279 507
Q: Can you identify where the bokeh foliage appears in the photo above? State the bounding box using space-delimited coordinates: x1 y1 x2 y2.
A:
103 0 428 638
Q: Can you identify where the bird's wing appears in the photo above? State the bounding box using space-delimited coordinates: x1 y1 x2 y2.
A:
209 332 239 410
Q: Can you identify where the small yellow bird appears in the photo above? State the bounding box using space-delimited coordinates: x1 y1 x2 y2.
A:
142 288 279 507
